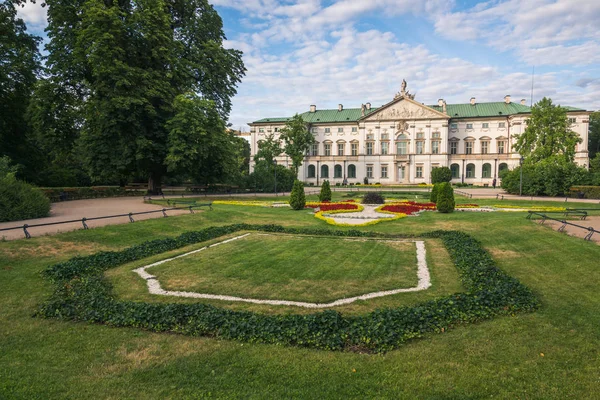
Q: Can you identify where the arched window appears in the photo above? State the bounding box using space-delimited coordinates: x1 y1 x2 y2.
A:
321 164 329 178
466 163 475 178
307 165 316 178
348 164 356 178
482 163 492 178
451 163 460 179
334 164 342 178
499 163 508 173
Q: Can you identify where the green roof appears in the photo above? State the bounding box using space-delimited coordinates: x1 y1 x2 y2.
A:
252 101 586 124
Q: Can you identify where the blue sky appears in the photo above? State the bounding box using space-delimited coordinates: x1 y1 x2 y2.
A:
17 0 600 130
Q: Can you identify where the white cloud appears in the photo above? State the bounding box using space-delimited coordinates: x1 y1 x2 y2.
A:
15 1 48 31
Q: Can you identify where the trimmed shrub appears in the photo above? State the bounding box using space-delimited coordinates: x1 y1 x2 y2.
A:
289 180 306 210
569 186 600 199
0 175 51 222
430 183 440 203
436 182 455 213
362 192 385 204
319 180 332 202
431 167 452 184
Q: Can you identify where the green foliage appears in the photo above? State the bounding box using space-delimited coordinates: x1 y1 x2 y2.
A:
38 225 539 353
253 133 282 166
513 97 581 164
279 114 315 177
247 163 295 193
289 180 306 210
430 167 452 184
430 183 440 203
569 186 600 199
0 156 18 178
436 183 455 213
319 180 332 202
589 111 600 161
361 192 385 204
0 175 51 222
500 158 589 196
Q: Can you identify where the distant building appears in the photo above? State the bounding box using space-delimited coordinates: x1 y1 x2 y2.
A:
248 83 589 185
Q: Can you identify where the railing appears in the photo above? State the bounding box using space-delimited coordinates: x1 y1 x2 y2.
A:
0 204 212 239
526 211 599 241
454 190 473 198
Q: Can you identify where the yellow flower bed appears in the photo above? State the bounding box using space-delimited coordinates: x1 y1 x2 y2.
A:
314 206 405 227
493 205 567 212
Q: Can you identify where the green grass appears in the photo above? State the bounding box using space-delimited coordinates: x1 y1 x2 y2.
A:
1 194 600 398
147 234 418 303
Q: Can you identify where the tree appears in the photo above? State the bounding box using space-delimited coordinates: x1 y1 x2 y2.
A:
289 180 306 210
279 114 314 177
38 0 245 193
319 180 332 202
513 97 581 164
589 111 600 162
431 167 452 184
430 183 440 203
436 182 455 213
0 2 41 178
254 133 282 167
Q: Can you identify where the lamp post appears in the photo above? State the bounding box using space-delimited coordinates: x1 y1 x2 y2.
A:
273 159 278 196
519 156 524 196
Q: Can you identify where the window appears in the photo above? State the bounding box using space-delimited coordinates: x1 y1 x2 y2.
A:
451 163 460 178
381 133 389 140
338 143 344 156
310 143 318 156
499 163 508 173
450 123 458 129
482 123 489 129
366 165 373 179
482 163 492 178
325 128 331 133
321 165 329 178
381 165 388 178
259 128 265 133
432 141 440 154
432 132 441 139
338 127 344 133
416 166 423 178
334 164 342 178
351 143 358 156
450 141 457 155
569 118 576 124
466 123 473 129
307 165 316 178
274 127 279 132
348 164 356 178
351 127 357 133
498 141 506 154
397 141 407 155
481 141 489 154
366 133 374 140
465 141 473 155
416 141 424 154
416 132 424 139
311 127 318 133
498 122 505 128
324 143 331 156
381 142 389 155
366 142 373 155
466 163 475 178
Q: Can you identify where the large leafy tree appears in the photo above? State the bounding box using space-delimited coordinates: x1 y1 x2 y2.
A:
32 0 245 193
253 133 282 167
0 1 41 178
279 114 314 177
513 97 581 164
589 111 600 162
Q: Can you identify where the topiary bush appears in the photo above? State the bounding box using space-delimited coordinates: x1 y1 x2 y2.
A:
436 182 455 213
362 192 385 204
289 180 306 210
319 180 332 202
0 175 51 222
431 167 452 184
430 183 440 203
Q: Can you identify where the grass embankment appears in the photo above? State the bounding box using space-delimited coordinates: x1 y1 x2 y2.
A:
1 199 600 398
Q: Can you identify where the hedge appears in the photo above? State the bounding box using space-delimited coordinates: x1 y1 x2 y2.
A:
569 186 600 199
38 224 539 353
0 176 51 222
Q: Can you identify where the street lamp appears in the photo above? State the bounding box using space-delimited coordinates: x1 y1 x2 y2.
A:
273 159 278 196
519 156 524 196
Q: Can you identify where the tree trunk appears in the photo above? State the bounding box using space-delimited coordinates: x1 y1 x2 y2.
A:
147 172 163 195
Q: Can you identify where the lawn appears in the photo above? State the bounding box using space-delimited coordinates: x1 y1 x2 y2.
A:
1 196 600 398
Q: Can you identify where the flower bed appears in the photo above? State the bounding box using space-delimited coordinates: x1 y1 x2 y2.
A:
379 201 437 216
456 204 481 208
306 202 361 212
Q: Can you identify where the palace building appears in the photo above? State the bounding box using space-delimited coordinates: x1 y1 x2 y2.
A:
248 82 590 185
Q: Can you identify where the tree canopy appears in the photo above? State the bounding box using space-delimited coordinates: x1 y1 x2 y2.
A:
589 111 600 162
513 97 581 164
279 114 314 177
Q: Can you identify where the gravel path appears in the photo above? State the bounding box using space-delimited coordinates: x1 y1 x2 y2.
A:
133 233 431 308
322 204 398 225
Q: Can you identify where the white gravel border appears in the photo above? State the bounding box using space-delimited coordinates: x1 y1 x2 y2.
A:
132 233 431 309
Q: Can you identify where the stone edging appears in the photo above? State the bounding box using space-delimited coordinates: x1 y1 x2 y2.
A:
133 233 431 308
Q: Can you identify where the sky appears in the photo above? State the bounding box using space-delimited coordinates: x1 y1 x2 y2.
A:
16 0 600 131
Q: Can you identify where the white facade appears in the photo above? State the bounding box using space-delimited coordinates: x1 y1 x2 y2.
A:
249 90 590 186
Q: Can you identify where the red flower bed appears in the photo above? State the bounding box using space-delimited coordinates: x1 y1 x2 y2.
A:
313 203 359 211
381 201 436 215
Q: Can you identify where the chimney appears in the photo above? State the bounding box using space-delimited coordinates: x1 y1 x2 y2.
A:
520 99 527 105
438 99 444 107
338 104 343 111
310 105 316 113
470 97 476 105
504 95 511 104
442 101 447 114
366 102 371 110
